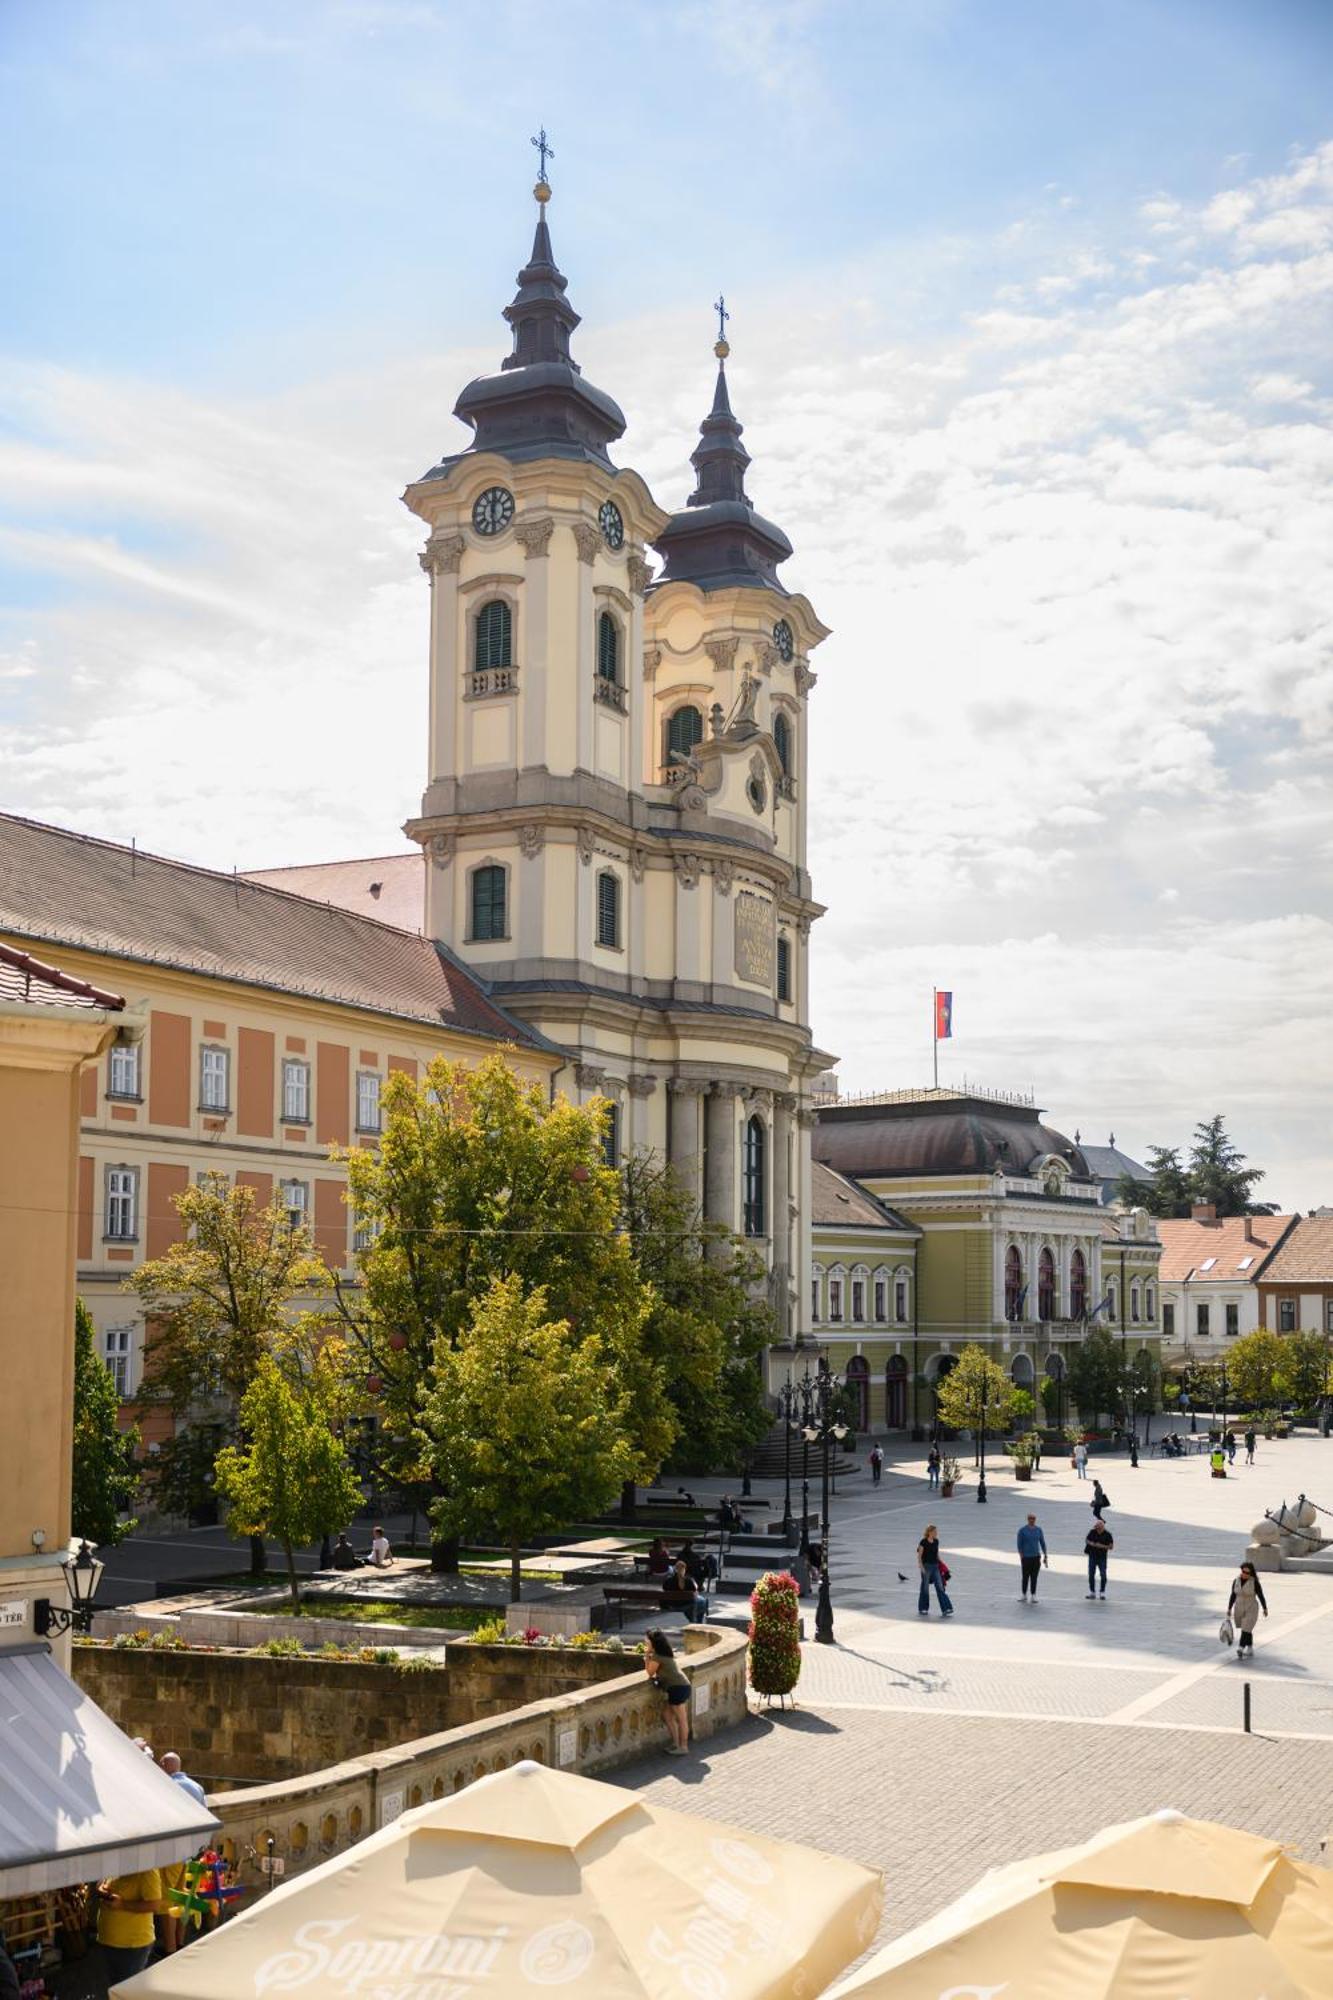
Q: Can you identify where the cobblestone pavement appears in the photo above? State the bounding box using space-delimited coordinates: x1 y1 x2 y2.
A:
613 1435 1333 1956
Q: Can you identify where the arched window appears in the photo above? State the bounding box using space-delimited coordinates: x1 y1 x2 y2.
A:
595 869 621 949
743 1114 766 1239
845 1355 869 1430
773 710 792 774
470 864 507 941
1005 1245 1024 1320
666 705 703 760
885 1354 908 1428
474 599 512 670
1145 1284 1155 1321
597 611 619 683
811 1267 823 1323
1130 1283 1141 1323
1070 1248 1087 1319
602 1101 620 1170
1037 1246 1056 1322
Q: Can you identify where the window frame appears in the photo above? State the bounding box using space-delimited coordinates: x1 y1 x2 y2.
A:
199 1043 230 1113
742 1113 766 1240
105 1165 138 1242
282 1058 311 1124
1162 1301 1176 1340
776 934 791 1003
595 869 622 951
828 1276 843 1324
104 1324 134 1398
602 1100 620 1171
356 1070 382 1135
894 1277 909 1324
665 704 704 764
1037 1245 1057 1322
1196 1301 1210 1338
107 1041 140 1101
474 598 513 671
596 610 621 684
873 1277 887 1323
1277 1299 1295 1333
773 709 792 775
851 1278 865 1323
469 862 509 943
280 1178 309 1232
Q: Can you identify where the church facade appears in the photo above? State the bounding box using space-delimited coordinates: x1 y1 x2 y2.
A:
273 174 834 1347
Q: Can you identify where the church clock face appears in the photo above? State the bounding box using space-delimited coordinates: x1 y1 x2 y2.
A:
772 618 795 662
472 486 514 536
598 500 625 550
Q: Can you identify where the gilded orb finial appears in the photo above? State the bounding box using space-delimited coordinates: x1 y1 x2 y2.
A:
534 179 551 204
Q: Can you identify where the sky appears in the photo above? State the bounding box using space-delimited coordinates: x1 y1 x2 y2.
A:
2 0 1331 1206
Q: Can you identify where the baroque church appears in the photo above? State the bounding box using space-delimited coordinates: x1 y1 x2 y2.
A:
255 167 834 1347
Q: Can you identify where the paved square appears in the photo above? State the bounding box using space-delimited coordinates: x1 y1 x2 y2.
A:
615 1434 1333 1954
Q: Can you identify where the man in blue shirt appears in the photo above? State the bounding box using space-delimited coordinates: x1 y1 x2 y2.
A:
1016 1514 1048 1602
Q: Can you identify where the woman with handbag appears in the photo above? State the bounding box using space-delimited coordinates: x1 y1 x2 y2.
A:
1226 1561 1268 1656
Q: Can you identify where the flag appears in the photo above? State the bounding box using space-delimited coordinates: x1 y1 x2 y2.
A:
934 990 953 1041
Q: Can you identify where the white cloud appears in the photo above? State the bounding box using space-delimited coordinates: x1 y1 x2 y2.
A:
2 142 1332 1204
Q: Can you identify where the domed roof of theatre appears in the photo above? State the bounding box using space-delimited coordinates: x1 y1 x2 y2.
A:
813 1091 1093 1184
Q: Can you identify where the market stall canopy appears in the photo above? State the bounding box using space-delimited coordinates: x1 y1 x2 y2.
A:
113 1758 883 1998
0 1644 218 1897
824 1808 1333 1999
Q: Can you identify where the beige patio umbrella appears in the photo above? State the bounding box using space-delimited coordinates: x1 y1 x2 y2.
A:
823 1809 1333 1999
114 1759 882 1999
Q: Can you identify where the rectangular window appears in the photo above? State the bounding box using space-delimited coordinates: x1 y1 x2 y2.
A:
851 1279 865 1322
1277 1299 1295 1332
356 1071 381 1134
829 1279 843 1323
1326 1297 1333 1335
1162 1302 1176 1340
280 1179 308 1231
1196 1302 1210 1338
283 1059 311 1122
602 1102 620 1170
776 935 791 1003
596 871 620 950
108 1041 140 1099
895 1279 908 1323
470 865 507 942
104 1324 134 1397
811 1278 820 1322
1226 1302 1242 1337
106 1167 138 1240
873 1279 887 1323
199 1045 230 1111
353 1212 377 1254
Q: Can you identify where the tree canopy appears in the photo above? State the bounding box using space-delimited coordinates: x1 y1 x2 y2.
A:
71 1297 139 1546
420 1276 635 1602
1066 1324 1126 1428
1115 1118 1266 1217
935 1346 1019 1435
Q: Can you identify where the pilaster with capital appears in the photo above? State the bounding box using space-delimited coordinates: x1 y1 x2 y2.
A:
704 1082 741 1241
626 553 652 597
514 517 555 560
668 1078 708 1211
571 521 601 566
771 1091 794 1337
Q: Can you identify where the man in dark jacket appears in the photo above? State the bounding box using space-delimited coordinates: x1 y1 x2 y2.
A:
1085 1519 1114 1599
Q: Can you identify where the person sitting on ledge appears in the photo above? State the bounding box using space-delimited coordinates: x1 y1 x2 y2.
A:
332 1533 363 1571
368 1525 394 1567
645 1537 672 1576
664 1559 709 1623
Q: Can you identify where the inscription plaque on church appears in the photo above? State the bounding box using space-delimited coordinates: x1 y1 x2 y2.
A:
733 891 774 988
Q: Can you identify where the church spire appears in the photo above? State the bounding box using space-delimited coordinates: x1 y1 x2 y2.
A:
652 300 792 594
440 135 626 472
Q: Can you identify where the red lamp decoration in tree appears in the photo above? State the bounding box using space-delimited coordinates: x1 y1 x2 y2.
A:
366 1374 383 1396
388 1332 408 1351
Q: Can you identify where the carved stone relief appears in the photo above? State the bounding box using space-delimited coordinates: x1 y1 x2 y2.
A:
626 1074 658 1099
642 646 663 682
514 517 555 559
427 833 454 869
571 521 601 565
673 853 703 889
573 1062 607 1091
626 554 653 597
628 846 648 883
576 826 595 866
704 636 739 673
518 823 544 859
713 858 735 897
419 532 466 576
795 661 818 697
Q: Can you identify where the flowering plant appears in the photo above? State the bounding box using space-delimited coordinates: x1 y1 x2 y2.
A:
747 1570 801 1699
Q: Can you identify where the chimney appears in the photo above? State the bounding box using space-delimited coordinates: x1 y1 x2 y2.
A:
1191 1202 1217 1223
1242 1216 1255 1242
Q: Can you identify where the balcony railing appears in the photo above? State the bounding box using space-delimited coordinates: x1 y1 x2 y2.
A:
466 667 518 699
593 676 627 714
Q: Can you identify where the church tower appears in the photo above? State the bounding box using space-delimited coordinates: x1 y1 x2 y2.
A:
403 163 831 1349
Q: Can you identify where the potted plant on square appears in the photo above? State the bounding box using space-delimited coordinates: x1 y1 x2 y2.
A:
940 1454 961 1498
1007 1433 1039 1482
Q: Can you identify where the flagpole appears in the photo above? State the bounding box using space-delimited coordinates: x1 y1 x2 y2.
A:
932 988 938 1091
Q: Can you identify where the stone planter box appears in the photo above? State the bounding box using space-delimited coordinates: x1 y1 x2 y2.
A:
92 1593 465 1653
504 1600 599 1640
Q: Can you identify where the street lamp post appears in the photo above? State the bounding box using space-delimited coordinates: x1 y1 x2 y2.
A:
797 1364 813 1558
778 1377 796 1546
804 1366 846 1645
35 1541 106 1638
977 1377 989 1504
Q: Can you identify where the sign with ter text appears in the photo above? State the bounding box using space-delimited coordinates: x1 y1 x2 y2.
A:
733 892 774 988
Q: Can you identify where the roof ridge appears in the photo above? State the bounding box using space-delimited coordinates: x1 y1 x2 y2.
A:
246 853 420 874
0 812 429 945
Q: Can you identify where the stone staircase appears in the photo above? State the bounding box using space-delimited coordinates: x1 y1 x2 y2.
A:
746 1415 862 1483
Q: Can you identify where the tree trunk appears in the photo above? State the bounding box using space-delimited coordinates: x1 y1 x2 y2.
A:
283 1538 301 1611
510 1538 522 1605
431 1535 460 1573
249 1533 268 1576
619 1479 636 1523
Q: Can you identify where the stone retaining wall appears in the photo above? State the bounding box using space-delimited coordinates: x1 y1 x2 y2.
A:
90 1600 460 1652
202 1626 747 1887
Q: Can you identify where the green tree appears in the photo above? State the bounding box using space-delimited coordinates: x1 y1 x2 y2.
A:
336 1055 666 1566
214 1350 362 1610
71 1298 139 1545
1226 1329 1288 1410
620 1154 773 1487
1066 1325 1125 1428
1280 1329 1330 1412
1115 1146 1191 1219
1187 1116 1265 1217
1038 1374 1060 1423
419 1275 635 1603
936 1346 1019 1437
127 1175 332 1572
1128 1347 1160 1437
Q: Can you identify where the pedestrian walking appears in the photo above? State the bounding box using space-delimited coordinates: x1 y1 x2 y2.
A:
643 1630 692 1755
160 1751 207 1807
1129 1434 1139 1468
917 1524 953 1616
1210 1444 1226 1478
926 1446 941 1489
1016 1514 1048 1602
1091 1477 1110 1520
1225 1429 1237 1465
1073 1440 1089 1480
1227 1561 1268 1657
1244 1428 1256 1465
1031 1433 1042 1471
869 1443 884 1485
1085 1519 1114 1599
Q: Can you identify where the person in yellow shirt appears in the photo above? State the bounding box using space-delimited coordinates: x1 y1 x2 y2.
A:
96 1870 164 1982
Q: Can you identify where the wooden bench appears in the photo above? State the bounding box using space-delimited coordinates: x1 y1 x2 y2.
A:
598 1584 707 1630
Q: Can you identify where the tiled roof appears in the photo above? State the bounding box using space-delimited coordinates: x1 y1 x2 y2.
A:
0 940 125 1013
1156 1214 1297 1283
0 814 543 1050
811 1161 918 1234
1082 1144 1148 1183
1256 1215 1333 1284
244 854 424 933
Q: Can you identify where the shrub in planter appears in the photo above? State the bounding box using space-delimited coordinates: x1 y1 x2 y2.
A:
747 1571 801 1701
940 1454 961 1496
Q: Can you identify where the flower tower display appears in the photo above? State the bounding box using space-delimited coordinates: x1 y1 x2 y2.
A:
747 1570 802 1705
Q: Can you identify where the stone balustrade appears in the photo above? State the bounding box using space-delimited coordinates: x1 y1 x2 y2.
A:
203 1626 747 1886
